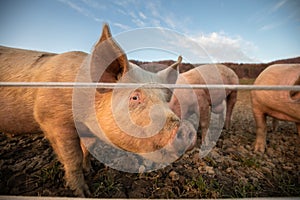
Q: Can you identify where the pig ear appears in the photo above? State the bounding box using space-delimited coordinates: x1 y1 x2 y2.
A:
157 55 182 84
90 23 129 92
157 56 182 101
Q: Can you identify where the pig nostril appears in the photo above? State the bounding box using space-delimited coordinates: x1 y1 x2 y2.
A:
169 115 180 128
177 131 183 140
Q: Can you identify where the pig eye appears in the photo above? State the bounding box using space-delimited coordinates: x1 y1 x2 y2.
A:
129 91 143 105
131 96 139 101
130 95 140 101
129 92 141 101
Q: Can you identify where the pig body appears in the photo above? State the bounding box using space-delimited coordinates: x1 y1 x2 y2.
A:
0 48 92 195
0 24 194 197
251 64 300 152
169 64 239 141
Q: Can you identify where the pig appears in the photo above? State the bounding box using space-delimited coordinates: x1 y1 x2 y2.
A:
251 64 300 153
169 64 239 142
0 24 195 197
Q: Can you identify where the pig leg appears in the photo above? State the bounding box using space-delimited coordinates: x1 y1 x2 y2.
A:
199 101 210 143
253 110 267 152
43 126 90 197
225 91 237 129
81 141 92 174
213 100 227 129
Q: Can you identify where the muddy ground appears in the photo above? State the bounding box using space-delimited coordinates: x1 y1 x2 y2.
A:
0 83 299 198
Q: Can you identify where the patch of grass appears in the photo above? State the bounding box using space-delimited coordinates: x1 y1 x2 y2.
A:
203 156 218 168
190 176 207 192
92 172 122 197
275 172 300 196
38 161 62 184
231 180 260 198
232 154 260 168
241 157 260 168
185 176 223 198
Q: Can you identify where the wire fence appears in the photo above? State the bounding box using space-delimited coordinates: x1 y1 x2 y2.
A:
0 82 300 91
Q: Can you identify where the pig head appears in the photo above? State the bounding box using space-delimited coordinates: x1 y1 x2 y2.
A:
169 64 239 143
251 64 300 153
0 24 195 197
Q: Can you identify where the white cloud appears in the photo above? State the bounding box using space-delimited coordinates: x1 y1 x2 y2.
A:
116 8 128 16
259 22 280 31
58 0 104 23
113 23 131 30
128 11 136 19
270 0 288 13
116 28 259 63
145 2 184 30
81 0 106 10
143 2 190 33
128 11 146 27
164 15 177 29
138 11 147 20
189 32 259 63
132 18 146 27
59 0 90 17
147 1 160 18
114 1 187 30
254 0 299 32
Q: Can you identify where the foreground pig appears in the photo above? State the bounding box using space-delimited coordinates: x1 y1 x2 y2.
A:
251 64 300 152
0 24 195 197
169 64 239 142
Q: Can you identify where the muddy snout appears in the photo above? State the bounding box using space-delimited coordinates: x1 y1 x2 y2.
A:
174 119 197 153
142 118 197 163
162 113 198 160
175 113 199 152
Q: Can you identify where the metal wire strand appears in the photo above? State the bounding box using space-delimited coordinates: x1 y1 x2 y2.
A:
0 82 300 91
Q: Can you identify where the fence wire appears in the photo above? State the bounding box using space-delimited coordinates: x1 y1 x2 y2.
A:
0 82 300 91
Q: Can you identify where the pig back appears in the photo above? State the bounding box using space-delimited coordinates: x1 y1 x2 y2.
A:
180 64 234 104
0 46 86 134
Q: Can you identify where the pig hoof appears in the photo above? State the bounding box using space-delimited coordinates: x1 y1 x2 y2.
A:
83 162 93 175
74 184 91 197
254 142 265 153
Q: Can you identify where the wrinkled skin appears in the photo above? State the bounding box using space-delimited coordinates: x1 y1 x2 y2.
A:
251 64 300 153
169 64 239 142
0 24 195 197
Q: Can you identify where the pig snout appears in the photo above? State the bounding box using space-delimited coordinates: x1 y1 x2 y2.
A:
168 113 199 156
175 120 197 152
142 119 197 164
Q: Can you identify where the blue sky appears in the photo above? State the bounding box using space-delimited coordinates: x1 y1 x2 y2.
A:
0 0 299 63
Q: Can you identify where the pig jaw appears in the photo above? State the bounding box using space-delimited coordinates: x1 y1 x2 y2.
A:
100 115 180 154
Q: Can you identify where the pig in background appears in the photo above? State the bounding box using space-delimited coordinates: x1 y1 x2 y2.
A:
251 64 300 153
0 24 196 197
169 64 239 144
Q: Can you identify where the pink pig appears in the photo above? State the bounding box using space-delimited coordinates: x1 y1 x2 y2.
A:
169 64 239 142
251 64 300 152
0 24 195 197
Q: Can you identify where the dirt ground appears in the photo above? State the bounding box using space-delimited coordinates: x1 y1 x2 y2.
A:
0 83 299 198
